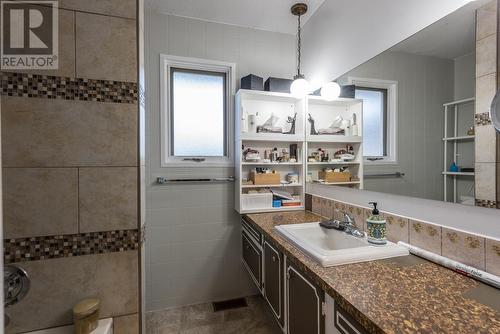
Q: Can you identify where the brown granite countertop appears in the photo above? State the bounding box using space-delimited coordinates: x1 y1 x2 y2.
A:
245 211 500 334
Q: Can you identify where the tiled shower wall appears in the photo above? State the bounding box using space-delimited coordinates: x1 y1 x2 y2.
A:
1 1 140 333
475 0 499 208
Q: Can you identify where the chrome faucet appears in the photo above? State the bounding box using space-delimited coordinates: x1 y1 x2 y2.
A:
337 210 365 238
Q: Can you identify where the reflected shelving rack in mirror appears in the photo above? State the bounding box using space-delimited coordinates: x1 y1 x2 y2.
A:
442 97 475 204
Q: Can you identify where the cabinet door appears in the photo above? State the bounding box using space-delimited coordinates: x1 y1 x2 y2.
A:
242 232 262 291
287 262 324 334
264 240 284 326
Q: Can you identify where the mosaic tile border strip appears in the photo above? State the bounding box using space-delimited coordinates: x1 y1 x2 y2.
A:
475 112 492 126
4 229 139 264
0 72 138 104
475 199 498 208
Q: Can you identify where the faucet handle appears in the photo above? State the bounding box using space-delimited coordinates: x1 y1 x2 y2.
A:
335 209 354 225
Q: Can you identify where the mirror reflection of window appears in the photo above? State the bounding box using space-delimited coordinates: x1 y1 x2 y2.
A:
355 87 388 158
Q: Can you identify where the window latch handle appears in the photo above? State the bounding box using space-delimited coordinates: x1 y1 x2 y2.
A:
183 158 206 162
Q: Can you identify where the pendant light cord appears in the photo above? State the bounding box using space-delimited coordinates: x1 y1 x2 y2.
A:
296 14 302 77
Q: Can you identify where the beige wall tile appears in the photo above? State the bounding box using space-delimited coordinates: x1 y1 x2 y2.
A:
384 213 409 243
476 33 497 78
114 313 139 334
60 0 136 19
311 196 321 215
409 220 442 255
485 239 500 276
2 97 137 167
3 168 78 238
3 8 75 77
475 162 497 201
476 0 497 41
346 204 366 231
76 12 137 82
333 201 347 221
79 167 138 233
363 208 372 231
6 251 139 333
476 124 497 163
321 198 334 219
475 73 496 115
442 228 485 270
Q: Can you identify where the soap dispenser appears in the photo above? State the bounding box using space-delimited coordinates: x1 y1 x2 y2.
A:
366 202 387 245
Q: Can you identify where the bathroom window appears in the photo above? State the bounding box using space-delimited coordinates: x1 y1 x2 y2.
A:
349 77 398 165
160 55 235 166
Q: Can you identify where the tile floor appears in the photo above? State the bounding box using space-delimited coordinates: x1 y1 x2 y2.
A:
146 295 282 334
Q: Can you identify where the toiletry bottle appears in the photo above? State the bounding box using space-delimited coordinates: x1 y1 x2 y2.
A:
351 113 358 136
366 202 387 245
248 114 257 133
449 162 459 173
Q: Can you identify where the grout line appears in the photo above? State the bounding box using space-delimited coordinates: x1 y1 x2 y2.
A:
29 3 136 21
74 10 77 77
77 167 80 233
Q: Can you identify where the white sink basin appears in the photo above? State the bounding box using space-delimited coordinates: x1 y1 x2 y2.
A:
274 222 409 267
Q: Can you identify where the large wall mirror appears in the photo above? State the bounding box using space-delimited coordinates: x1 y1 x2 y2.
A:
336 0 499 210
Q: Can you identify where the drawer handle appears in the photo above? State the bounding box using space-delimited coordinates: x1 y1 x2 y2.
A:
272 255 277 262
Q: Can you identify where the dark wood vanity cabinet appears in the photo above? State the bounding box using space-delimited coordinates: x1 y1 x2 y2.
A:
286 260 325 334
263 240 284 326
242 229 262 291
241 218 326 333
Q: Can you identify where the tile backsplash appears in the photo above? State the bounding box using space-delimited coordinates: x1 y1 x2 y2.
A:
306 194 500 277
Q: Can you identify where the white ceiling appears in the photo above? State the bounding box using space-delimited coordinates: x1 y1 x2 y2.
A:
145 0 326 34
391 0 489 60
301 0 482 85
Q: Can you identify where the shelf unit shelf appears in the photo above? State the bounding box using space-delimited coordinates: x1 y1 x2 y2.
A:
442 97 475 204
442 172 475 176
241 162 302 166
234 89 364 214
240 133 304 142
240 206 305 214
314 181 361 185
307 161 360 165
306 135 363 143
241 183 303 188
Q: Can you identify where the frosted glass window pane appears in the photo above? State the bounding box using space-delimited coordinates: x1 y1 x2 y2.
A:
355 89 386 157
171 70 226 157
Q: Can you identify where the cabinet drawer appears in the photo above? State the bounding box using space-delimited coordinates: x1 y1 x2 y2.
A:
264 240 284 326
242 217 262 244
242 232 262 290
332 298 368 334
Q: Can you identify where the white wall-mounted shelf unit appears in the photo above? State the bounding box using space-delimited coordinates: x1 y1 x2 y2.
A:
234 89 364 214
442 97 475 204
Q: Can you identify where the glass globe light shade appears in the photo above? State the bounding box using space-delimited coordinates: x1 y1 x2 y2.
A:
290 77 310 98
321 82 341 101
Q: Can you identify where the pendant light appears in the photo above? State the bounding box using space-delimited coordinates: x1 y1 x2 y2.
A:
290 3 310 98
321 81 341 101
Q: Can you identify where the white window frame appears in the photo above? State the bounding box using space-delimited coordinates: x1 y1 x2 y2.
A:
160 55 236 167
348 77 398 165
